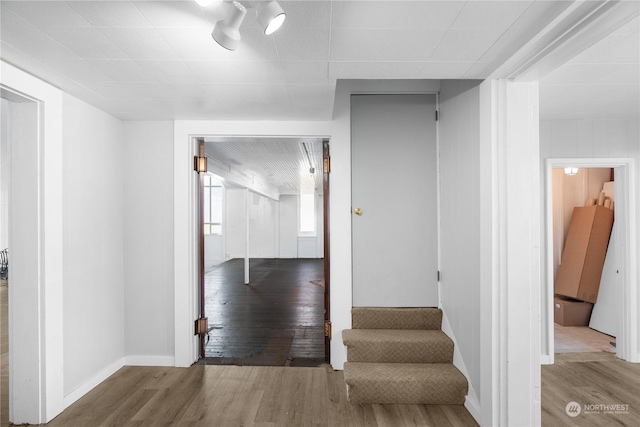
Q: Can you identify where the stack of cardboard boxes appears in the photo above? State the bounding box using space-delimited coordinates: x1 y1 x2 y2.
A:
554 195 614 326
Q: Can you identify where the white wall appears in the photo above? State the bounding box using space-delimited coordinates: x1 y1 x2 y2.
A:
204 234 225 268
225 190 324 259
248 191 277 258
439 80 482 408
279 195 297 257
123 121 175 365
226 188 247 258
62 94 125 395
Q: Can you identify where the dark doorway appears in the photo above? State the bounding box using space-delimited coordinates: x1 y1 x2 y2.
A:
200 258 325 367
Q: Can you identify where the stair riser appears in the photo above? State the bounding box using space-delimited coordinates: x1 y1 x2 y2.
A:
344 307 468 406
346 344 453 363
346 381 466 405
352 307 442 330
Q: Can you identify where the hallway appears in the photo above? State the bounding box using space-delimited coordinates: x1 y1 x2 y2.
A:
201 258 325 366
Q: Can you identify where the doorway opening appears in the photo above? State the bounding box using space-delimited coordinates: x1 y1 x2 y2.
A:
0 87 42 425
196 137 330 367
543 158 637 365
549 166 618 357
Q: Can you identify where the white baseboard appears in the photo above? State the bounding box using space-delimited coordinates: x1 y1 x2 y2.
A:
465 395 482 425
63 357 125 407
440 310 482 426
124 355 175 366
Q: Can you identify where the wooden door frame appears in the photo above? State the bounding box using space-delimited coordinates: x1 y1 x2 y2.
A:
323 139 331 361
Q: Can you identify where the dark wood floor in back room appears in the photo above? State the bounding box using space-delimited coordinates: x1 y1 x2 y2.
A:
201 258 325 367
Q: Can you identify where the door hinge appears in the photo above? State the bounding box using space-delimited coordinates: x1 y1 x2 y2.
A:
437 270 441 281
323 156 331 173
195 317 208 335
324 320 332 339
435 110 439 121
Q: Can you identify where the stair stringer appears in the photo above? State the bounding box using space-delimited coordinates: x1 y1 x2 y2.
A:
440 310 481 424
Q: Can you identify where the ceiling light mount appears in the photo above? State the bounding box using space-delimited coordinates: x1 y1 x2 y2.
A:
302 142 315 175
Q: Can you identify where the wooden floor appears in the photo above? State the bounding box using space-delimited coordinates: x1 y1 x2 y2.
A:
42 364 479 427
554 323 616 353
542 352 640 426
541 324 640 426
4 277 639 426
202 258 325 366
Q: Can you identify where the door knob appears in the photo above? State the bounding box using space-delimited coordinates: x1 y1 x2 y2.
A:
354 207 362 216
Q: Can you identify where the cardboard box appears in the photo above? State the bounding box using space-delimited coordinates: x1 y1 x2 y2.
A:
555 205 614 303
554 295 594 326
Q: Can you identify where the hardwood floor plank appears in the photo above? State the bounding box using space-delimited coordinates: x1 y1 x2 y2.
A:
542 353 640 426
100 389 159 427
440 404 479 427
253 367 287 423
38 363 481 427
203 259 325 365
372 404 405 427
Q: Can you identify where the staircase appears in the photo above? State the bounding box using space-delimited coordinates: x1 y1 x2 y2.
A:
342 307 468 405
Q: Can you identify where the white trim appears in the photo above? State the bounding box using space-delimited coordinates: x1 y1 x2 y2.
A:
544 158 638 363
435 92 442 310
493 0 638 81
479 79 541 427
1 61 65 424
173 129 199 367
173 120 332 368
124 356 175 366
62 359 124 408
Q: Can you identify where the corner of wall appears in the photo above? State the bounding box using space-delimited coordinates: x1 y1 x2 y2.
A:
440 310 481 425
62 357 125 409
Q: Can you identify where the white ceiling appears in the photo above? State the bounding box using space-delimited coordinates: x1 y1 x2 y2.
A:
0 0 581 121
539 15 639 120
1 0 637 194
204 137 324 196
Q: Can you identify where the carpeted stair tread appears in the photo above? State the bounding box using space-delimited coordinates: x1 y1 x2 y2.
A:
343 362 467 405
352 307 442 330
342 329 453 363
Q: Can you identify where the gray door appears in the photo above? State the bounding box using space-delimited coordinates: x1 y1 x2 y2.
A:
351 94 438 307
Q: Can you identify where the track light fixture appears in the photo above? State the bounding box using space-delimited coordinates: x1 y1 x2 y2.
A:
202 0 287 51
256 1 286 35
212 1 247 51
